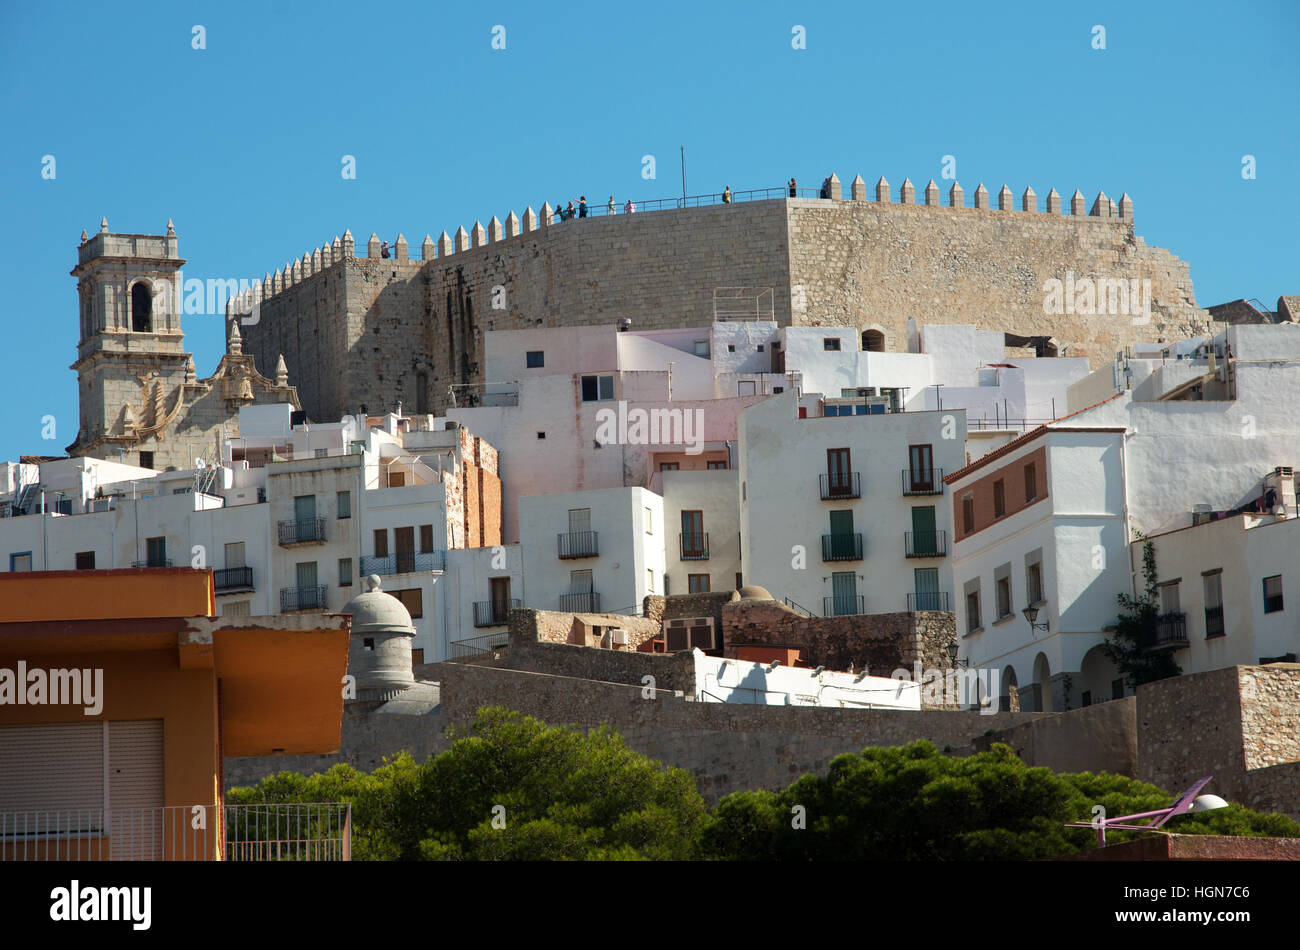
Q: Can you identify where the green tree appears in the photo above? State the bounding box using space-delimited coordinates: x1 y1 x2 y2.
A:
1102 532 1181 687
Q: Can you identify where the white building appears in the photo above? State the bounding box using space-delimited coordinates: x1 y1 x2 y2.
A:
517 487 664 616
738 391 967 617
661 469 741 595
693 652 920 709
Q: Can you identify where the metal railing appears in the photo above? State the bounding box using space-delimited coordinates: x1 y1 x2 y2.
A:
213 566 254 591
824 595 865 616
782 597 814 618
821 533 863 561
280 585 328 611
679 532 709 560
557 530 599 559
820 472 861 500
1204 605 1225 638
360 550 444 575
902 469 945 495
907 591 951 611
0 803 350 861
1142 612 1189 649
559 591 601 613
473 599 520 627
277 517 326 545
450 631 511 658
131 558 173 568
904 530 948 558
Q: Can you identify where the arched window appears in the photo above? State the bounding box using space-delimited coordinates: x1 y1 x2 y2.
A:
862 329 886 352
131 282 152 332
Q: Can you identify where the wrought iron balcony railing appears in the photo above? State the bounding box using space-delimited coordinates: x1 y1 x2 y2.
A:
1141 612 1189 650
132 558 173 568
821 532 863 561
360 551 445 576
280 585 328 611
473 598 521 627
449 631 510 658
907 591 950 611
213 566 254 592
277 517 326 545
824 594 865 616
902 469 945 496
679 532 710 560
904 530 948 558
557 530 599 559
558 591 601 613
1204 605 1225 638
819 472 861 500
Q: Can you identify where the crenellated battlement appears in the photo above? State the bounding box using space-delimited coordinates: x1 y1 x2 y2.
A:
249 177 1134 307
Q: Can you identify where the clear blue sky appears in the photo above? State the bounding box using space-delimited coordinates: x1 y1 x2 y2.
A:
1 0 1296 463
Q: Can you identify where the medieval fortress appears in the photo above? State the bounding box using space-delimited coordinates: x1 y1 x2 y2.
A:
233 173 1205 424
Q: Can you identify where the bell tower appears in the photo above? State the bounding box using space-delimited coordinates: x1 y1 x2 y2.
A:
67 219 190 465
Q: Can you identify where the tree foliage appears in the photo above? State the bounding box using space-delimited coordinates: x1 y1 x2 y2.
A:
1102 532 1181 687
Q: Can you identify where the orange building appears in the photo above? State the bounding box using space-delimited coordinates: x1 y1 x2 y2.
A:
0 567 350 860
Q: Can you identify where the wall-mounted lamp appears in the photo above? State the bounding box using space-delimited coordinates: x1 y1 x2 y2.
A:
1022 605 1050 634
944 643 969 669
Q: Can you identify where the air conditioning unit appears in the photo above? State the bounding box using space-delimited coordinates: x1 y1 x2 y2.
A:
610 628 629 646
664 617 715 652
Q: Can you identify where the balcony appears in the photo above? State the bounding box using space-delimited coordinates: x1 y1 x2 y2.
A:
280 585 328 611
131 558 173 568
679 532 710 560
213 566 254 593
821 533 863 562
819 472 861 500
824 594 865 616
473 598 521 627
559 591 601 613
277 517 326 545
904 530 948 558
360 551 445 576
902 469 945 496
558 531 599 559
1141 612 1189 650
0 803 350 861
907 591 950 611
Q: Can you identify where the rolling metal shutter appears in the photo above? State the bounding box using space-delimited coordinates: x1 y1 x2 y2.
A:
0 722 104 814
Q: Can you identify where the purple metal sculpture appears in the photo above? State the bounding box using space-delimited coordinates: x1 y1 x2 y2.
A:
1065 776 1227 845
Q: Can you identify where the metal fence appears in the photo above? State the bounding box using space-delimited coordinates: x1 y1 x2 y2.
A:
0 803 350 861
450 631 511 659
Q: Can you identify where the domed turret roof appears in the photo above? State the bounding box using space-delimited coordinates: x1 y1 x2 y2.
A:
736 585 774 601
341 575 416 635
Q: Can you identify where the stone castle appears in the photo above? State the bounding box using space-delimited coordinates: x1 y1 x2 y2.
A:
235 174 1204 423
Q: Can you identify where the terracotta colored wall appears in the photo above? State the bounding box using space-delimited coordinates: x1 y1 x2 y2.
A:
952 445 1048 542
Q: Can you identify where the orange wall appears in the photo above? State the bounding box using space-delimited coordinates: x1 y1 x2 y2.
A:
0 648 220 809
953 445 1048 542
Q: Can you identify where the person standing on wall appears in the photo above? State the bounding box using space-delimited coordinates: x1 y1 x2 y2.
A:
579 196 588 218
788 177 797 197
607 195 616 215
722 186 731 204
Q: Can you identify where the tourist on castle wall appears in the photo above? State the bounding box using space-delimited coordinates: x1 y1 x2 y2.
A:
579 196 588 218
380 240 390 259
607 195 616 214
722 186 731 203
624 199 637 213
788 177 797 197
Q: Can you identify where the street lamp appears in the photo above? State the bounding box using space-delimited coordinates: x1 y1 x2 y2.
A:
1022 605 1049 634
944 643 969 669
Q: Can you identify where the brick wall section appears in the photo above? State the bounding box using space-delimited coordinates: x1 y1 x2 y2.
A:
1137 667 1246 797
1234 761 1300 821
245 198 1199 423
972 697 1138 777
507 638 698 694
438 661 1043 801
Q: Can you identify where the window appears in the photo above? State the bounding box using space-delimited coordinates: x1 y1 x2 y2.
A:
737 380 757 396
75 551 95 570
1026 562 1043 605
10 553 33 572
373 529 389 558
996 577 1011 619
1111 678 1125 701
735 572 744 589
908 445 934 491
660 462 679 471
1203 571 1224 637
727 344 735 353
688 574 711 593
139 451 154 470
314 448 329 458
525 351 544 368
339 558 353 587
1159 581 1181 615
221 600 251 617
773 386 784 394
966 590 981 632
419 524 434 552
337 491 351 518
681 510 705 558
537 431 546 440
992 480 1006 519
823 338 841 351
581 374 615 401
708 459 728 470
1263 575 1284 613
962 496 975 533
392 588 423 618
693 340 709 358
647 569 655 592
644 508 653 534
1024 463 1038 502
363 638 374 652
131 281 152 332
225 542 245 569
146 537 167 567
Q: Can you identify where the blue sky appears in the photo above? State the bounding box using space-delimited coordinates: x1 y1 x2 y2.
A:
1 0 1296 463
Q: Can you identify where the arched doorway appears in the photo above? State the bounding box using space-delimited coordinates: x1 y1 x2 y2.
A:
131 281 152 332
1032 652 1053 712
862 328 886 352
1000 664 1019 712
